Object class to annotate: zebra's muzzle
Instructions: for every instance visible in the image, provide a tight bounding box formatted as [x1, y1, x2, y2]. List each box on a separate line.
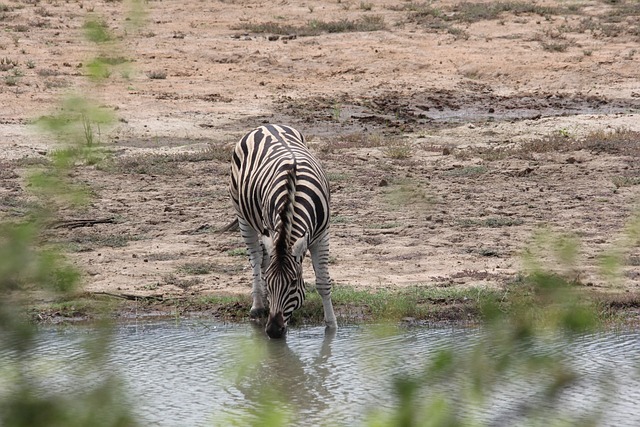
[266, 311, 287, 339]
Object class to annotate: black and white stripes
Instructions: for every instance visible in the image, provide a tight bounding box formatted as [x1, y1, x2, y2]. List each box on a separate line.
[230, 124, 337, 338]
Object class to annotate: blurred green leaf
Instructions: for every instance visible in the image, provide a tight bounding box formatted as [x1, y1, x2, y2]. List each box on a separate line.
[83, 19, 112, 43]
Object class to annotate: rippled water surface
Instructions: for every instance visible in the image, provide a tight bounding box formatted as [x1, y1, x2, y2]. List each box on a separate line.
[6, 321, 640, 426]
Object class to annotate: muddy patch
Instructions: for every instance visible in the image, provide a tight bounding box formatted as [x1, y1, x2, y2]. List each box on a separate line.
[271, 89, 640, 137]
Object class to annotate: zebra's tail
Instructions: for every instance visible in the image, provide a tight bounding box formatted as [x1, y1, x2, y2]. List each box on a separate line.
[217, 218, 239, 233]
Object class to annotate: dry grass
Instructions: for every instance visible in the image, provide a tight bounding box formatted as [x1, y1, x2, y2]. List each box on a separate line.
[398, 0, 640, 43]
[383, 140, 413, 159]
[66, 232, 140, 251]
[319, 132, 385, 153]
[101, 145, 231, 175]
[147, 70, 167, 80]
[236, 16, 386, 36]
[612, 176, 640, 188]
[448, 1, 560, 23]
[457, 216, 524, 228]
[442, 165, 488, 177]
[456, 128, 640, 161]
[383, 179, 431, 209]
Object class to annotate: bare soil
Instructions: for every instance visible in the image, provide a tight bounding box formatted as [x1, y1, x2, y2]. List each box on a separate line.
[1, 0, 640, 308]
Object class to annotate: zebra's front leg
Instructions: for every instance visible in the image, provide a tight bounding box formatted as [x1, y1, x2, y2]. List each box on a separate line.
[238, 219, 267, 318]
[310, 233, 337, 329]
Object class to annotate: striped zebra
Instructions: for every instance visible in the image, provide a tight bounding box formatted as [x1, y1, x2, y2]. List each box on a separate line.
[229, 124, 337, 338]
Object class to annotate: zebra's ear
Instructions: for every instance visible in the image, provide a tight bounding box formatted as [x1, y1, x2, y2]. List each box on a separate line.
[292, 234, 308, 259]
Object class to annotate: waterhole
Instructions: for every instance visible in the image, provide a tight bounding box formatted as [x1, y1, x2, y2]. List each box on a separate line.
[2, 321, 639, 426]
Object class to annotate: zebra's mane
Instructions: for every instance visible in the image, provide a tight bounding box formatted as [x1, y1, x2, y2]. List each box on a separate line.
[274, 162, 296, 262]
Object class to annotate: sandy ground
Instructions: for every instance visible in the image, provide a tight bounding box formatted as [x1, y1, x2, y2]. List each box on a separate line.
[1, 0, 639, 300]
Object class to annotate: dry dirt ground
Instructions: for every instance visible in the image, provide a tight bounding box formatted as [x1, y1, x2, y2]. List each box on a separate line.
[1, 0, 639, 303]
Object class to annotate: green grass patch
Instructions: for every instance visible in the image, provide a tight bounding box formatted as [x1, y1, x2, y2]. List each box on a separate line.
[29, 294, 120, 322]
[291, 285, 506, 325]
[226, 247, 248, 257]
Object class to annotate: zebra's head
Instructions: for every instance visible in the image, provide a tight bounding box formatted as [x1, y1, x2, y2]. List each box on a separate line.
[263, 234, 308, 339]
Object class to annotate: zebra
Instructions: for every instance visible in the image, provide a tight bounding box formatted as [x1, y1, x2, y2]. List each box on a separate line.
[229, 124, 337, 338]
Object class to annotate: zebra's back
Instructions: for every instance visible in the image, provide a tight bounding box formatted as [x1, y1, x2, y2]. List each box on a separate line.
[230, 124, 330, 245]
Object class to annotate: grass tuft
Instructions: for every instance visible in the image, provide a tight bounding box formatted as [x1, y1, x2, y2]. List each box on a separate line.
[147, 70, 167, 80]
[383, 141, 413, 159]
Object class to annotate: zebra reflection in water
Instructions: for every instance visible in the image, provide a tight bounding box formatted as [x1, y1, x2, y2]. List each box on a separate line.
[229, 325, 337, 421]
[229, 124, 337, 338]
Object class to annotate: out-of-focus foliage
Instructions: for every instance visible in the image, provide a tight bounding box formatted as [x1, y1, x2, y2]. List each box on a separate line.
[0, 2, 145, 426]
[362, 230, 610, 427]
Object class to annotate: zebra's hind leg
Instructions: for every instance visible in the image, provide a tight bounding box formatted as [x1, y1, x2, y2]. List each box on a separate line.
[309, 232, 337, 329]
[238, 218, 267, 319]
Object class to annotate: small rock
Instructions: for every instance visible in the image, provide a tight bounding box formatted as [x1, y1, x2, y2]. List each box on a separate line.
[442, 147, 451, 156]
[566, 157, 577, 164]
[378, 178, 389, 187]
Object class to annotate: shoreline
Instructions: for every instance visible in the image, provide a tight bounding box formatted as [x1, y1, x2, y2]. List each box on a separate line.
[28, 286, 640, 328]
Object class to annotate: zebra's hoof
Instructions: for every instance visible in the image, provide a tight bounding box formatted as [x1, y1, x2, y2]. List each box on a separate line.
[250, 307, 267, 319]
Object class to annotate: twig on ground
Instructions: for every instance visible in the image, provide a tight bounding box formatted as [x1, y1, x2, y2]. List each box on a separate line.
[50, 218, 117, 229]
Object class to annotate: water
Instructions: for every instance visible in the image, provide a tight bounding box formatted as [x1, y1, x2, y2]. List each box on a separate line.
[2, 321, 640, 426]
